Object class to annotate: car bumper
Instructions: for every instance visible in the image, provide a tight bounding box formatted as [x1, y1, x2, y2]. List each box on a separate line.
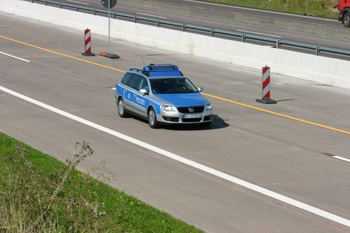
[156, 110, 213, 124]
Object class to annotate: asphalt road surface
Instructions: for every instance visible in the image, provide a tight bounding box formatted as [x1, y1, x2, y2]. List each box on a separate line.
[1, 11, 350, 233]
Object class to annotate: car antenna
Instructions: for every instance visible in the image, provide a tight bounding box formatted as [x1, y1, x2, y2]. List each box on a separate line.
[141, 56, 146, 66]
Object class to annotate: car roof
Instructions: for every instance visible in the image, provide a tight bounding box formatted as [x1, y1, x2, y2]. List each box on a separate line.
[127, 64, 185, 79]
[148, 75, 187, 80]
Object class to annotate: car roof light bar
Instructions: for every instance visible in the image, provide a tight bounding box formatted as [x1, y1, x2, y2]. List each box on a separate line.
[147, 71, 182, 77]
[143, 64, 179, 72]
[142, 64, 182, 76]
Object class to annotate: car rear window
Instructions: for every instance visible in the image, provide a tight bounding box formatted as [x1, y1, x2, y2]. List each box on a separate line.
[121, 73, 132, 85]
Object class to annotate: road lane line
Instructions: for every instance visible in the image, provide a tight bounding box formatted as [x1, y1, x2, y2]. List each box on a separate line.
[202, 93, 350, 135]
[1, 85, 349, 227]
[0, 35, 125, 73]
[1, 35, 349, 135]
[0, 51, 30, 62]
[333, 156, 350, 163]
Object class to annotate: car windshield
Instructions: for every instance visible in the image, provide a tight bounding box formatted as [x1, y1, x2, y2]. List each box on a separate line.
[150, 78, 198, 94]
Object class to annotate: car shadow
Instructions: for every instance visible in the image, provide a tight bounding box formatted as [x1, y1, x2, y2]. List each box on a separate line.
[125, 114, 229, 131]
[162, 114, 229, 131]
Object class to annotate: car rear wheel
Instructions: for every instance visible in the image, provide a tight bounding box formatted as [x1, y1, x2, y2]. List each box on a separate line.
[344, 12, 350, 27]
[118, 98, 128, 118]
[148, 108, 159, 128]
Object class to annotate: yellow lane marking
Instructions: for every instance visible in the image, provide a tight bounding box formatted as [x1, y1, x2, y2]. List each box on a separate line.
[0, 35, 125, 73]
[203, 93, 350, 135]
[1, 35, 349, 135]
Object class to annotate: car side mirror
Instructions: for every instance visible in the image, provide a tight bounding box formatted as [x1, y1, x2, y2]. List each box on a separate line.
[197, 87, 204, 92]
[140, 89, 148, 95]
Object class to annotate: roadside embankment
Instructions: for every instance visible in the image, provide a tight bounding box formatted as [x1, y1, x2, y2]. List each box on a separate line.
[118, 0, 350, 40]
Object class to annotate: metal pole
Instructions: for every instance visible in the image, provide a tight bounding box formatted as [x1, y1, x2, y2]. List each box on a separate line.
[108, 0, 111, 54]
[306, 0, 308, 15]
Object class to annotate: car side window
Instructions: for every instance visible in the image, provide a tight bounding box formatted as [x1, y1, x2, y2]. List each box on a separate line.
[138, 77, 149, 92]
[128, 75, 142, 90]
[121, 73, 132, 85]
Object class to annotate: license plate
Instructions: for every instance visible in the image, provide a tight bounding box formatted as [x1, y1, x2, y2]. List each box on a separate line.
[183, 114, 201, 119]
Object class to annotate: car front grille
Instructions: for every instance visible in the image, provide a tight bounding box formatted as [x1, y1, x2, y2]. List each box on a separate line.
[177, 106, 204, 113]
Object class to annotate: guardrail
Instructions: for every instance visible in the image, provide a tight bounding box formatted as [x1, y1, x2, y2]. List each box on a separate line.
[29, 0, 350, 58]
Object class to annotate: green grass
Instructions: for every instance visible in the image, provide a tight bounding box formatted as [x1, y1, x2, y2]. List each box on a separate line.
[0, 132, 204, 233]
[201, 0, 339, 18]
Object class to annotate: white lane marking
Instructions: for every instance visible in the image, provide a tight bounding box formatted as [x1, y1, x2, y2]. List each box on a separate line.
[236, 29, 281, 38]
[67, 0, 89, 5]
[137, 12, 168, 19]
[0, 51, 30, 63]
[1, 85, 350, 228]
[183, 0, 335, 22]
[333, 156, 350, 163]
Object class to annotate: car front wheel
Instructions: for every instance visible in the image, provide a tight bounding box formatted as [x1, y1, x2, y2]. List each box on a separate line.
[118, 98, 128, 118]
[148, 108, 159, 128]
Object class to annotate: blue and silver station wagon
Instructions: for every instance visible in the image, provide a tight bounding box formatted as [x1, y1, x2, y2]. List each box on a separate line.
[115, 64, 213, 128]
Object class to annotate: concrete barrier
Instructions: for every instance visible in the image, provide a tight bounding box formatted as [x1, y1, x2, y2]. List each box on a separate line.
[1, 0, 349, 89]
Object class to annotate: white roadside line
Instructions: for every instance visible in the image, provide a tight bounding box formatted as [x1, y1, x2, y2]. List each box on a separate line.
[137, 12, 168, 19]
[1, 85, 350, 228]
[0, 51, 30, 63]
[183, 0, 336, 22]
[333, 156, 350, 163]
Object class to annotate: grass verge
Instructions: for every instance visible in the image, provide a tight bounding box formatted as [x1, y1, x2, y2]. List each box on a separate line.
[201, 0, 339, 18]
[0, 132, 204, 233]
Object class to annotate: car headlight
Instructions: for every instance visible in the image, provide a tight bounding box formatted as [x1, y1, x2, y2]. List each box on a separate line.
[161, 105, 177, 112]
[206, 104, 212, 110]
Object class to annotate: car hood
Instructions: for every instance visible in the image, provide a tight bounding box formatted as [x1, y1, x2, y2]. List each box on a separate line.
[153, 92, 209, 107]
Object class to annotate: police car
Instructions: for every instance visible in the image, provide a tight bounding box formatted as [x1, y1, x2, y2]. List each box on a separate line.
[115, 64, 213, 128]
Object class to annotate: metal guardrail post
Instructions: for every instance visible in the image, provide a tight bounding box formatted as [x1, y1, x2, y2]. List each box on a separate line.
[316, 45, 320, 56]
[276, 39, 280, 49]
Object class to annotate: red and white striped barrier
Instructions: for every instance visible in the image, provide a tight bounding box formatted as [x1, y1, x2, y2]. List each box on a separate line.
[256, 66, 276, 104]
[82, 28, 95, 56]
[262, 66, 270, 99]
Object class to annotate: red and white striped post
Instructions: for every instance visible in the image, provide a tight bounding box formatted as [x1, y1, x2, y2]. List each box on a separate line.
[256, 65, 276, 104]
[82, 29, 95, 56]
